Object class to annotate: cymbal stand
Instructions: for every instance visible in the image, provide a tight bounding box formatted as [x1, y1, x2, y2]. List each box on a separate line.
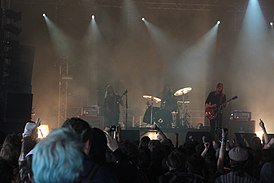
[150, 98, 154, 125]
[181, 94, 191, 128]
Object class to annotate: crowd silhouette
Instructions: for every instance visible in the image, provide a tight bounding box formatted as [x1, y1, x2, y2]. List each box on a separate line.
[0, 117, 274, 183]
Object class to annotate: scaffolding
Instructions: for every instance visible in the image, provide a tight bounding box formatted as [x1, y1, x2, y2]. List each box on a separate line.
[57, 60, 72, 127]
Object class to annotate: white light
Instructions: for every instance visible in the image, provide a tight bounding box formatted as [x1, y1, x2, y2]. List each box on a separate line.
[92, 15, 95, 20]
[141, 17, 145, 21]
[42, 13, 46, 17]
[146, 132, 158, 140]
[37, 125, 50, 139]
[270, 22, 273, 26]
[255, 130, 264, 142]
[217, 20, 221, 25]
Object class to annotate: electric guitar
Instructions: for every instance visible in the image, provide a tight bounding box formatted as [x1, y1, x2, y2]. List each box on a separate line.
[205, 96, 238, 120]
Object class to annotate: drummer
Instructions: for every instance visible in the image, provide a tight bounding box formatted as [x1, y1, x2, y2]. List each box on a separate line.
[161, 85, 178, 113]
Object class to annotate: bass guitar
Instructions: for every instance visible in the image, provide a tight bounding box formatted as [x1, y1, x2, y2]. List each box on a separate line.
[205, 96, 238, 120]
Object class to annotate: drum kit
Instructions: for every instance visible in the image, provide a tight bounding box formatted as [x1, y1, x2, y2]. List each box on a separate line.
[142, 87, 192, 128]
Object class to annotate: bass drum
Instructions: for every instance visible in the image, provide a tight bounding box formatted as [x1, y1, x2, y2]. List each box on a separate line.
[154, 109, 172, 128]
[143, 106, 160, 124]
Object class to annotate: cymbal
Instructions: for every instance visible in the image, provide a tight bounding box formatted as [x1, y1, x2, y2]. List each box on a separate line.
[174, 87, 192, 96]
[143, 95, 161, 103]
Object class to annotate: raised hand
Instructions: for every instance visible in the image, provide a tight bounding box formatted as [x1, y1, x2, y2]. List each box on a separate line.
[22, 118, 41, 138]
[259, 119, 265, 130]
[105, 131, 119, 152]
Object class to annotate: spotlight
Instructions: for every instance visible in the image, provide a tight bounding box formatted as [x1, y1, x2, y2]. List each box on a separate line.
[91, 15, 95, 20]
[42, 13, 46, 17]
[217, 20, 221, 25]
[141, 17, 145, 21]
[270, 22, 273, 26]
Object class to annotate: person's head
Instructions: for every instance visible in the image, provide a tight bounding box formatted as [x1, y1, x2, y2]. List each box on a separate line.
[250, 136, 263, 150]
[166, 149, 187, 171]
[216, 83, 224, 94]
[260, 162, 274, 183]
[139, 136, 151, 149]
[0, 133, 21, 166]
[228, 146, 248, 170]
[105, 85, 115, 97]
[187, 153, 205, 175]
[148, 140, 161, 152]
[32, 128, 83, 183]
[89, 128, 107, 164]
[119, 140, 139, 165]
[62, 117, 93, 155]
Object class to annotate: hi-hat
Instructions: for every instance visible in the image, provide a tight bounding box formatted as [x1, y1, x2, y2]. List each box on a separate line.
[174, 87, 192, 96]
[143, 95, 161, 103]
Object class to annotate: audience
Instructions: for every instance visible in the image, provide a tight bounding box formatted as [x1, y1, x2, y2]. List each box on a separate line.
[215, 146, 258, 183]
[62, 117, 118, 183]
[0, 133, 22, 183]
[32, 127, 83, 183]
[1, 117, 274, 183]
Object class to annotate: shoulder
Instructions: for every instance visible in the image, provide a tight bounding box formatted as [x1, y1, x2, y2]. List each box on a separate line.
[208, 91, 216, 96]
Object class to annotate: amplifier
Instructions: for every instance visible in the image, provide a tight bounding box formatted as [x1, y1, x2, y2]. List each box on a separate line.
[231, 111, 251, 121]
[82, 105, 100, 116]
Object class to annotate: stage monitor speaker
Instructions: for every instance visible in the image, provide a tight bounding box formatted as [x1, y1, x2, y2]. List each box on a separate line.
[120, 130, 140, 142]
[228, 120, 255, 134]
[185, 131, 212, 143]
[234, 133, 257, 147]
[80, 115, 104, 130]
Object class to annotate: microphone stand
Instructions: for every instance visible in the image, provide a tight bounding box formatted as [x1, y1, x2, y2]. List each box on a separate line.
[120, 90, 128, 129]
[125, 92, 128, 129]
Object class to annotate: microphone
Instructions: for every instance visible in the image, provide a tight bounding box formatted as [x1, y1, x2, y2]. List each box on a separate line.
[122, 89, 128, 96]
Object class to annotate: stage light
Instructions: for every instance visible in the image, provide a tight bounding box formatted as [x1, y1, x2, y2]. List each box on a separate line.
[42, 13, 46, 17]
[92, 15, 95, 20]
[217, 20, 221, 25]
[270, 22, 273, 26]
[255, 130, 263, 142]
[142, 17, 145, 21]
[37, 125, 50, 139]
[142, 130, 158, 140]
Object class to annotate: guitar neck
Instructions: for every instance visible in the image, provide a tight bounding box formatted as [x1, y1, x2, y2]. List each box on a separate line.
[218, 96, 238, 108]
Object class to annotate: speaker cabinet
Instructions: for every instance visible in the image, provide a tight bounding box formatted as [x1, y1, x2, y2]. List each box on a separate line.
[120, 130, 140, 142]
[228, 120, 255, 133]
[227, 120, 255, 141]
[0, 92, 33, 134]
[6, 92, 33, 120]
[80, 115, 104, 130]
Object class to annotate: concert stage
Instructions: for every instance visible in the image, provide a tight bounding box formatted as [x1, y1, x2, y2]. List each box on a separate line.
[80, 114, 256, 146]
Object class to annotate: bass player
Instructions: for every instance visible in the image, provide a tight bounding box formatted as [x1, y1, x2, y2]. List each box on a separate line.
[205, 82, 226, 140]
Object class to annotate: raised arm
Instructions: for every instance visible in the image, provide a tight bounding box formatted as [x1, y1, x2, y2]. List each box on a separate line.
[217, 128, 228, 173]
[153, 124, 168, 141]
[259, 119, 269, 145]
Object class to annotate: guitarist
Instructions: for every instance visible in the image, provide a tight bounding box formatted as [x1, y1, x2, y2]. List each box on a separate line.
[205, 82, 226, 141]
